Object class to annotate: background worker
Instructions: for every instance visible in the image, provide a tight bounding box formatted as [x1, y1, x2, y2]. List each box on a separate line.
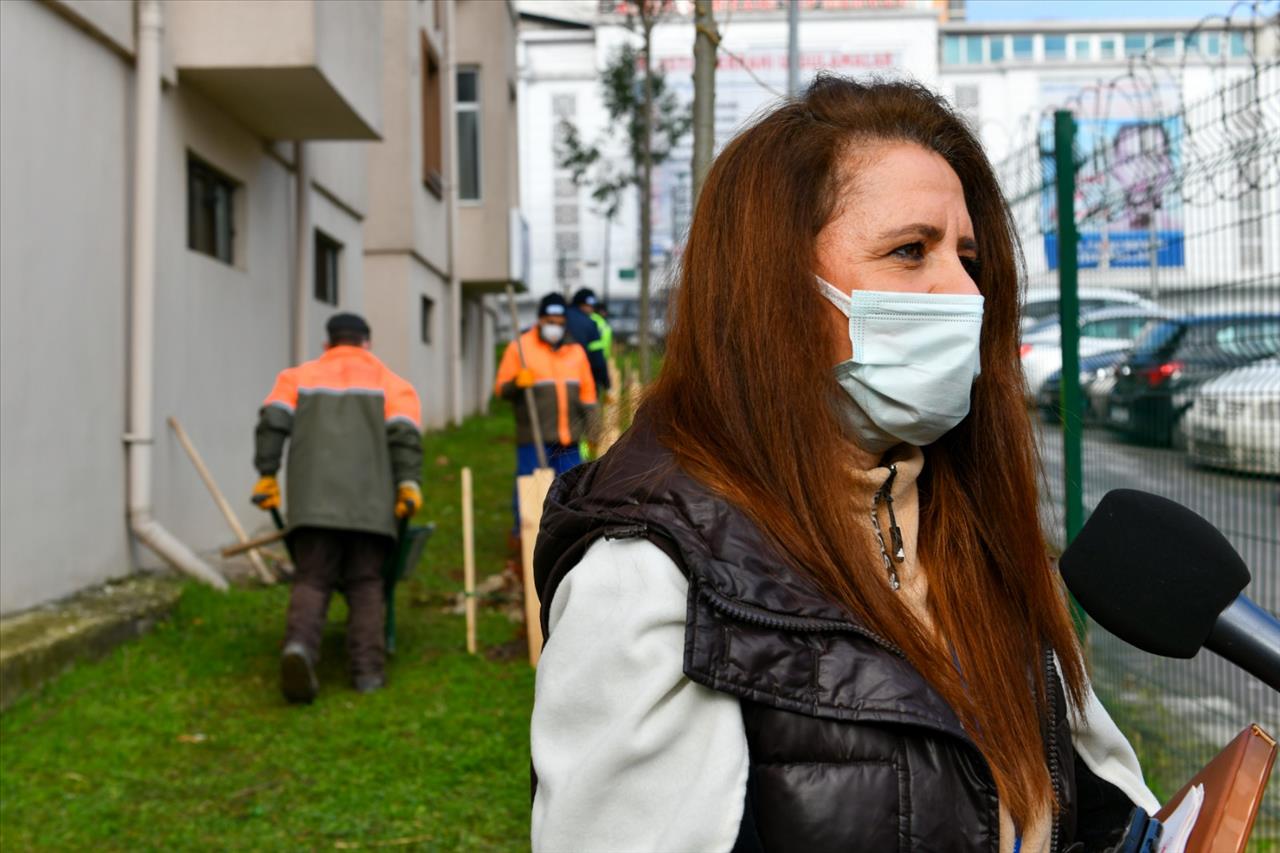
[565, 289, 611, 397]
[252, 313, 424, 704]
[572, 288, 615, 384]
[494, 293, 597, 534]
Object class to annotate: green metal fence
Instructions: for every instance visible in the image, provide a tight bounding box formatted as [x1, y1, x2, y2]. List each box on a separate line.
[997, 15, 1279, 839]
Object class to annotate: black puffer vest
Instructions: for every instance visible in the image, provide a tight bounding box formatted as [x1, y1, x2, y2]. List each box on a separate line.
[533, 419, 1136, 852]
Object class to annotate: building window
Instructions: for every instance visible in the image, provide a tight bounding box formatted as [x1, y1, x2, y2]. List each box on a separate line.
[1044, 34, 1067, 61]
[314, 229, 341, 305]
[1124, 33, 1148, 57]
[1152, 31, 1178, 57]
[456, 67, 481, 201]
[187, 155, 236, 264]
[1228, 30, 1247, 57]
[988, 35, 1005, 62]
[964, 35, 983, 64]
[943, 35, 960, 65]
[421, 296, 434, 344]
[1012, 35, 1033, 61]
[1099, 36, 1117, 59]
[421, 34, 443, 197]
[1072, 36, 1091, 60]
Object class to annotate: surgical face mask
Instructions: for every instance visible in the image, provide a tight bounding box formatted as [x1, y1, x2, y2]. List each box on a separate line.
[540, 321, 565, 345]
[817, 275, 984, 453]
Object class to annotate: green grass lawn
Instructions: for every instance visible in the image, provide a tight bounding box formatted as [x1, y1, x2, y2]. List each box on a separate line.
[0, 408, 534, 851]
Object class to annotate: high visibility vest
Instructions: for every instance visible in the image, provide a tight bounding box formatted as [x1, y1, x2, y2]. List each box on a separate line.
[589, 313, 614, 364]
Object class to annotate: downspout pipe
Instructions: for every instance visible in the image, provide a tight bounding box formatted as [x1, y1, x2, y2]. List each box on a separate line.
[126, 0, 227, 591]
[293, 141, 311, 365]
[445, 0, 464, 426]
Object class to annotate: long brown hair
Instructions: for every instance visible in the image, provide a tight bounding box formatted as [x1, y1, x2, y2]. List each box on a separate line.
[646, 76, 1086, 828]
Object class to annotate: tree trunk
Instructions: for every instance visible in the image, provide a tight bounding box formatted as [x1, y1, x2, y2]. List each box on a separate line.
[639, 7, 655, 382]
[602, 212, 612, 305]
[692, 0, 717, 204]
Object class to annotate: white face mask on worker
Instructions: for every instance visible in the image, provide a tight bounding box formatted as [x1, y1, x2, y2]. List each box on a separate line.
[539, 322, 565, 345]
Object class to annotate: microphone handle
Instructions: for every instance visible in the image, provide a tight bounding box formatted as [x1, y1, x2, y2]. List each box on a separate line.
[1205, 595, 1280, 692]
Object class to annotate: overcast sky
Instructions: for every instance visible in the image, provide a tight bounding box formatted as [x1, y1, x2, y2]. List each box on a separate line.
[965, 0, 1253, 23]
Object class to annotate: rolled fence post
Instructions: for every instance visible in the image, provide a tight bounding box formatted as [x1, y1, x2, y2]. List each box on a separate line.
[1054, 109, 1087, 637]
[462, 466, 477, 655]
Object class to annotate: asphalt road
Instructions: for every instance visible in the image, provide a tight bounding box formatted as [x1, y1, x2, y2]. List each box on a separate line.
[1034, 421, 1279, 790]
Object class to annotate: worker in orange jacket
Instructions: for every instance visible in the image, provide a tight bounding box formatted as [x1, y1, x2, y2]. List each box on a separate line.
[494, 293, 597, 533]
[252, 313, 423, 704]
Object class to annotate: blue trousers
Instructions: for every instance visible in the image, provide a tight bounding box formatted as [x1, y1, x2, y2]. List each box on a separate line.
[512, 443, 581, 533]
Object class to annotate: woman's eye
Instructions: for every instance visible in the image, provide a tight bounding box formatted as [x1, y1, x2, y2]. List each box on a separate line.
[890, 242, 925, 262]
[961, 256, 982, 280]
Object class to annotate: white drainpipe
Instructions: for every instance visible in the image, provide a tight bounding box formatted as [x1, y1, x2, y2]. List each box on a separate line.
[293, 140, 311, 365]
[125, 0, 227, 591]
[445, 0, 464, 426]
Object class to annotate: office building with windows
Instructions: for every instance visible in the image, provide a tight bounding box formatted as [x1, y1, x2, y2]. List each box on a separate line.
[517, 0, 1273, 313]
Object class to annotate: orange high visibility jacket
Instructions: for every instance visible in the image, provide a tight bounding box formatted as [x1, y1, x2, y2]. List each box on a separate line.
[254, 345, 423, 537]
[494, 328, 597, 446]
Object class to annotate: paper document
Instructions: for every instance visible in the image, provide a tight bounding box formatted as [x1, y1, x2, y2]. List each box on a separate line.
[1157, 783, 1204, 853]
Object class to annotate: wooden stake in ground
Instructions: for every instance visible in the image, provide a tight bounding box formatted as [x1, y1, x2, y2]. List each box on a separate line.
[461, 466, 477, 655]
[517, 468, 555, 667]
[168, 417, 274, 583]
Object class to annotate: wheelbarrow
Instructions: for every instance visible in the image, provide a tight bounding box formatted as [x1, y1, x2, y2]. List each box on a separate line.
[382, 517, 435, 654]
[236, 509, 434, 655]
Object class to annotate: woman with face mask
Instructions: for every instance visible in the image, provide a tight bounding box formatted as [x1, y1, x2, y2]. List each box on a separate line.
[529, 77, 1158, 853]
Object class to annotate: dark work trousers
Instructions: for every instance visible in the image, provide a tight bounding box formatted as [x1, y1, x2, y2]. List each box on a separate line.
[285, 527, 391, 678]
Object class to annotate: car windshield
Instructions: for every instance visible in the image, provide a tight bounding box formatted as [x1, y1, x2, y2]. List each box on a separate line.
[1080, 316, 1155, 339]
[1131, 320, 1181, 356]
[1179, 318, 1280, 360]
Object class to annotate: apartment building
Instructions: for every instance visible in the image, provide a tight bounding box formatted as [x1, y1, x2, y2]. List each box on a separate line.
[0, 0, 523, 614]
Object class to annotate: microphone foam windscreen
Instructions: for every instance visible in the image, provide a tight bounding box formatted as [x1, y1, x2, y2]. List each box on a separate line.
[1059, 489, 1250, 658]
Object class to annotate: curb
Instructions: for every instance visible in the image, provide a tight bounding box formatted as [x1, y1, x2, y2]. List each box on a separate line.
[0, 575, 182, 712]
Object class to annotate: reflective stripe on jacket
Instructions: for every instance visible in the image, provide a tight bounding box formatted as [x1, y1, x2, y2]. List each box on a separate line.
[254, 345, 423, 538]
[494, 328, 597, 446]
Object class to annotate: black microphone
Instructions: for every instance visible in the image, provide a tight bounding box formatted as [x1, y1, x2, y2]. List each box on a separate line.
[1059, 488, 1280, 692]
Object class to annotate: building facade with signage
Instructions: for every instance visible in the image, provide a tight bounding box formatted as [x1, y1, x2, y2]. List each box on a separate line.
[518, 0, 1275, 314]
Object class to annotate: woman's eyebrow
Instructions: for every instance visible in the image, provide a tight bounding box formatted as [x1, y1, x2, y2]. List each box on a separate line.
[958, 236, 978, 253]
[876, 223, 943, 243]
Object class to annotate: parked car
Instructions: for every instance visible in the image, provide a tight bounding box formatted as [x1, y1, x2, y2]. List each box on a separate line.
[1104, 313, 1280, 446]
[1020, 306, 1170, 398]
[1020, 287, 1159, 333]
[606, 297, 667, 347]
[1184, 357, 1280, 476]
[1037, 349, 1133, 424]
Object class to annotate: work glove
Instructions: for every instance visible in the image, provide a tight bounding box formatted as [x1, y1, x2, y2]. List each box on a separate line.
[395, 481, 422, 520]
[515, 368, 536, 389]
[251, 475, 280, 510]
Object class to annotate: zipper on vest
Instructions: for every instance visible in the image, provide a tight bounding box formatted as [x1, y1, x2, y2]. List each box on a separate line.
[871, 463, 906, 591]
[602, 522, 649, 540]
[701, 585, 907, 660]
[1045, 646, 1061, 853]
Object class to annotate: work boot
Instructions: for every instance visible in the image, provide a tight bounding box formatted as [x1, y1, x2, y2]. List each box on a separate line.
[280, 641, 319, 704]
[353, 671, 386, 694]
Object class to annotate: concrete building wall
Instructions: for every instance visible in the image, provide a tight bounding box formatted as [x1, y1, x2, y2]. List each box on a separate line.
[3, 0, 511, 613]
[1, 0, 133, 610]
